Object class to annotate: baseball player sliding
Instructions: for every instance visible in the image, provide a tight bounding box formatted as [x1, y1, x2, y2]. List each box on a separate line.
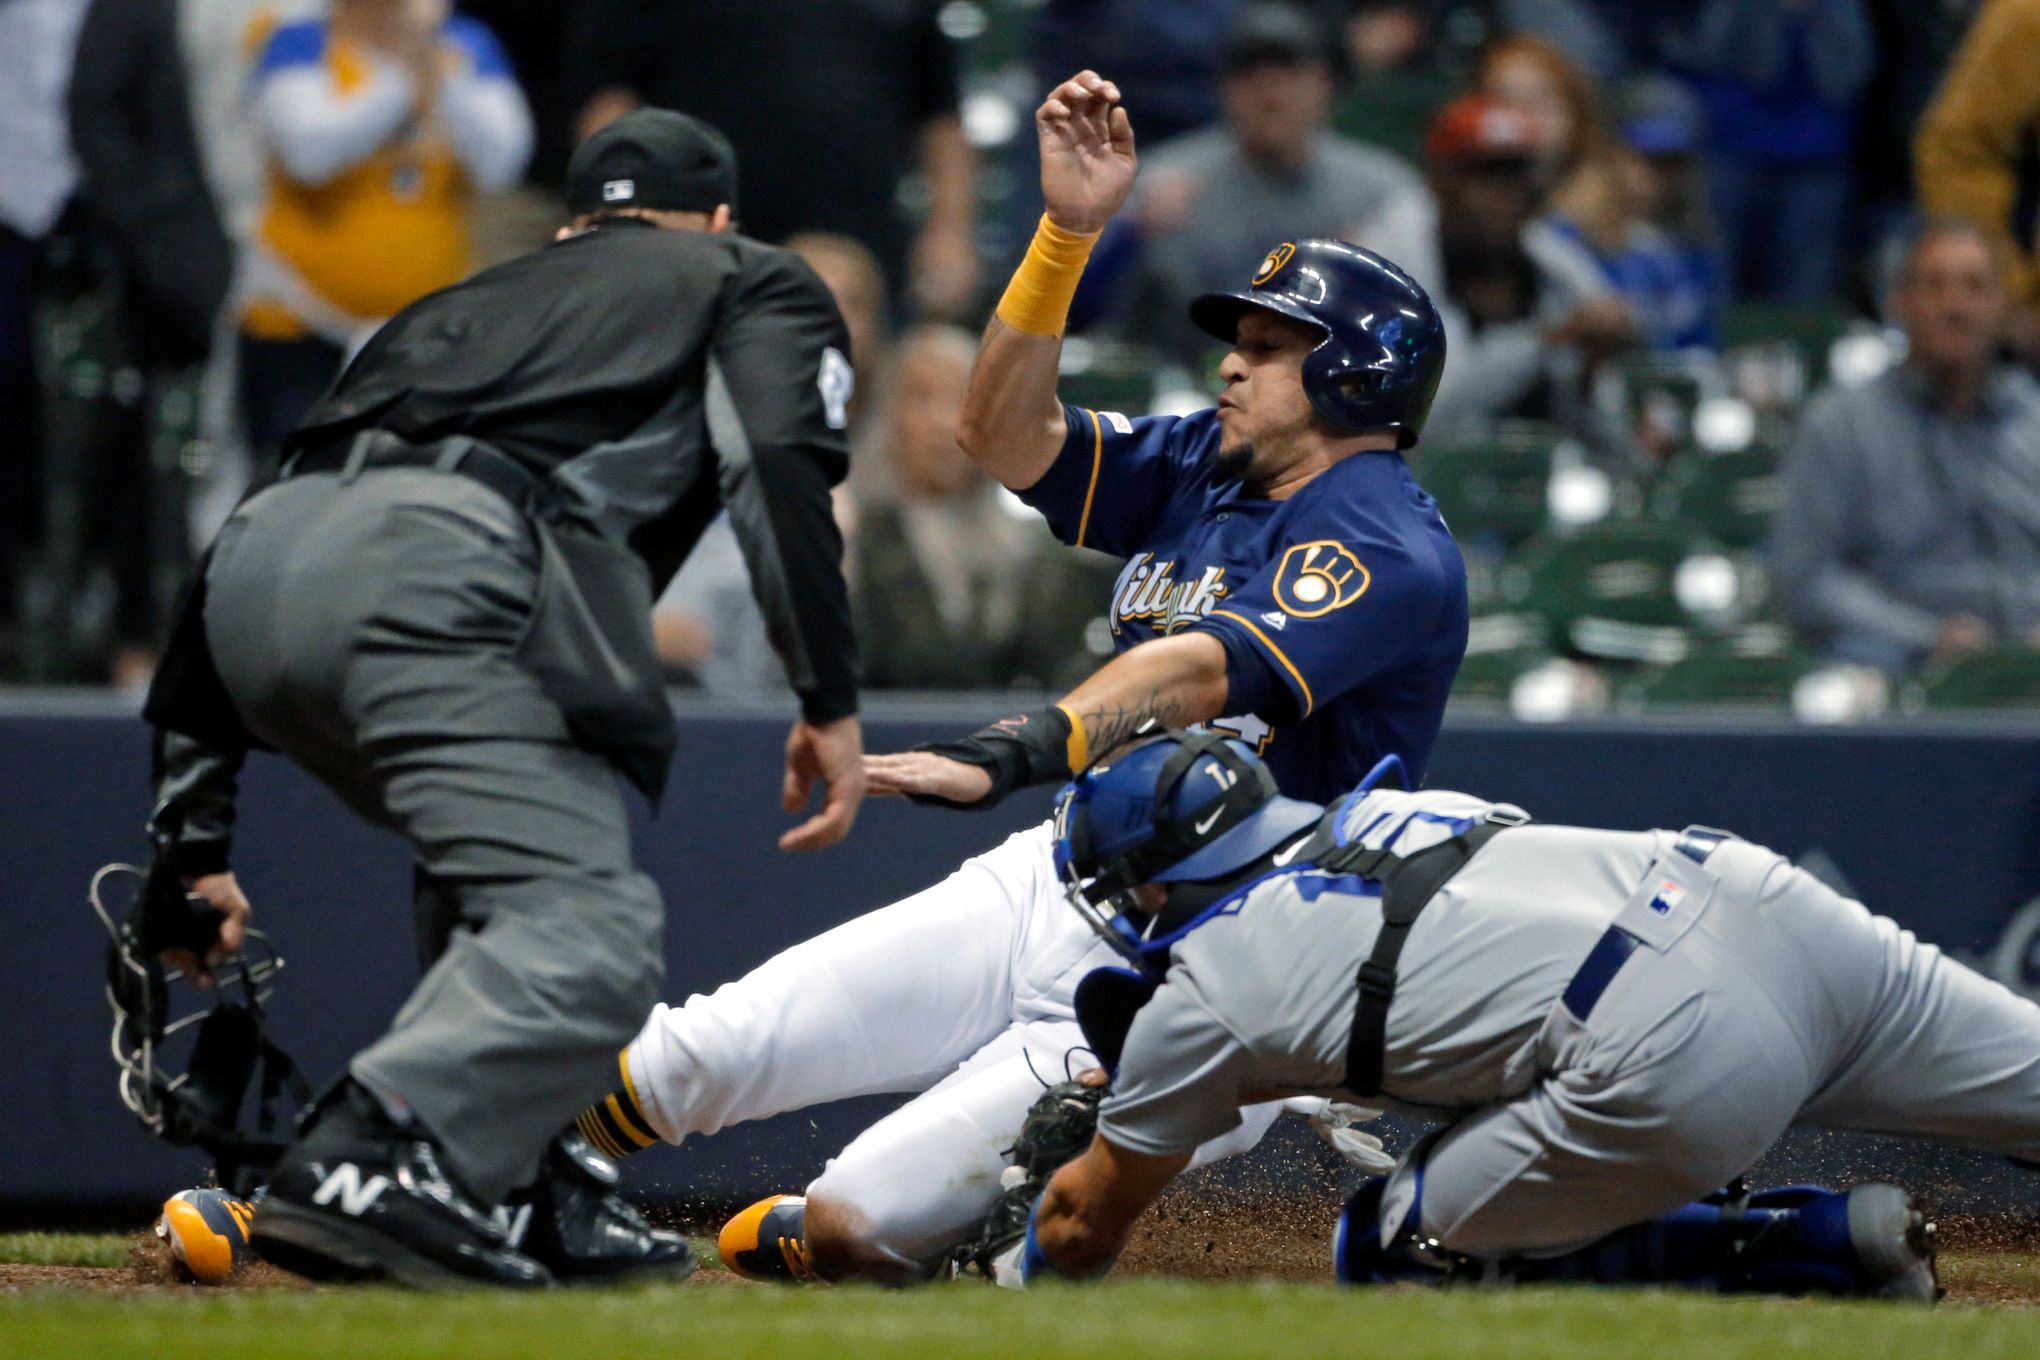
[992, 730, 2040, 1300]
[569, 71, 1469, 1283]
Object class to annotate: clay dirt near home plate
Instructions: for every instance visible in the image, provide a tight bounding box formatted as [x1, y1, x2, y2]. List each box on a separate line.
[6, 1186, 2040, 1360]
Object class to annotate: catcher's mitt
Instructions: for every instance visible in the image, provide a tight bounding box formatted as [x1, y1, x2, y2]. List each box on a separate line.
[955, 1078, 1104, 1280]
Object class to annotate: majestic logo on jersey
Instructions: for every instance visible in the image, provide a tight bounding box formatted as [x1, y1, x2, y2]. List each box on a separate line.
[1110, 554, 1229, 634]
[1253, 242, 1297, 286]
[1271, 541, 1370, 618]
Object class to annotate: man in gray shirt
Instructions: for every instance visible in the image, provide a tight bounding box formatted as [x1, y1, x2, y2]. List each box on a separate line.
[1771, 220, 2040, 672]
[1122, 4, 1440, 363]
[992, 731, 2040, 1298]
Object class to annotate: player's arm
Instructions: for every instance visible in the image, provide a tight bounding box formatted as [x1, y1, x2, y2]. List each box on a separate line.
[1028, 1136, 1190, 1279]
[956, 70, 1135, 491]
[1011, 983, 1250, 1282]
[709, 251, 866, 851]
[863, 630, 1227, 808]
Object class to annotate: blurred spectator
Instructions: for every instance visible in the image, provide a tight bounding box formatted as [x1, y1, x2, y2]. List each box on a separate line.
[1121, 2, 1441, 363]
[1475, 32, 1612, 183]
[1496, 0, 1703, 85]
[654, 327, 1102, 694]
[1420, 94, 1634, 440]
[62, 0, 279, 685]
[0, 0, 88, 654]
[1668, 0, 1875, 303]
[1856, 0, 1984, 252]
[853, 326, 1098, 690]
[239, 0, 532, 463]
[1545, 77, 1720, 352]
[67, 0, 237, 377]
[1346, 2, 1436, 75]
[570, 0, 976, 320]
[1915, 0, 2040, 360]
[1029, 0, 1248, 150]
[1770, 221, 2040, 673]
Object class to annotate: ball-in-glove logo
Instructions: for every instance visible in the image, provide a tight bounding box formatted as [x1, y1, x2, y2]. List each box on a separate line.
[1271, 540, 1370, 617]
[1253, 242, 1296, 285]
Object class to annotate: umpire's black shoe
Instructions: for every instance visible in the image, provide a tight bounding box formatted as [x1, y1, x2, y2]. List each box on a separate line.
[511, 1131, 696, 1285]
[251, 1082, 553, 1288]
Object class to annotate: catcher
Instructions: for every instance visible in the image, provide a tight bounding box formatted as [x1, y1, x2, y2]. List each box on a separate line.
[982, 729, 2040, 1299]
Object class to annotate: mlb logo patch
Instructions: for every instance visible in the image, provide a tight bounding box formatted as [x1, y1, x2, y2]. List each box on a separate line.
[1647, 880, 1686, 915]
[602, 179, 636, 202]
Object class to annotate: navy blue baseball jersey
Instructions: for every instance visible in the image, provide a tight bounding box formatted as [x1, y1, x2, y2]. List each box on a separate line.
[1019, 403, 1467, 801]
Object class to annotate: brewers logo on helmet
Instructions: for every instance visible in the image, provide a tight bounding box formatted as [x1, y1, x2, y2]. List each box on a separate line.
[1189, 239, 1446, 447]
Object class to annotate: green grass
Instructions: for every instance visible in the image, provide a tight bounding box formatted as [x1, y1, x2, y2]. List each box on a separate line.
[4, 1237, 2039, 1360]
[0, 1233, 131, 1269]
[2, 1274, 2040, 1360]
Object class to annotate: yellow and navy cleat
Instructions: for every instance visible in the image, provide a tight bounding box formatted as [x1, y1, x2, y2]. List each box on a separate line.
[157, 1187, 256, 1284]
[717, 1194, 814, 1282]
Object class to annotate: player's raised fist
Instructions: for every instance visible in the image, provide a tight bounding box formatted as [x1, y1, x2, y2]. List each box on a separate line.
[1037, 70, 1136, 236]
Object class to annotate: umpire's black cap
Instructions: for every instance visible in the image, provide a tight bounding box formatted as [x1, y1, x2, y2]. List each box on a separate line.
[566, 108, 739, 218]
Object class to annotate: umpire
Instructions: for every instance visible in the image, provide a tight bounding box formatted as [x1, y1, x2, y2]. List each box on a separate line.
[138, 110, 865, 1286]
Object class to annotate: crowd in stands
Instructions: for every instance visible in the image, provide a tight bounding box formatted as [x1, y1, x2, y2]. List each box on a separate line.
[2, 0, 2037, 716]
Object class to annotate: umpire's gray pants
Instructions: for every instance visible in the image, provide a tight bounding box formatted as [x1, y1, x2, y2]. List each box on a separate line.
[204, 469, 665, 1203]
[1402, 840, 2040, 1257]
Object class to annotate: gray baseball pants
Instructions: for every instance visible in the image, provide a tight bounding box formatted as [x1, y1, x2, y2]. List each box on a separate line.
[1405, 839, 2040, 1256]
[204, 469, 665, 1203]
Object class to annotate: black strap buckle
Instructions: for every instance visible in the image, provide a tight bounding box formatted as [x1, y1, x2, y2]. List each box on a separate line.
[1356, 959, 1397, 1002]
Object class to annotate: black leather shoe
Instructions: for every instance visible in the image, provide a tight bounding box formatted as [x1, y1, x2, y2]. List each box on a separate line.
[512, 1130, 696, 1285]
[251, 1082, 553, 1288]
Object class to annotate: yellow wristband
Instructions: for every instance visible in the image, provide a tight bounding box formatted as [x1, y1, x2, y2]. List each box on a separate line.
[1055, 702, 1090, 772]
[995, 215, 1101, 337]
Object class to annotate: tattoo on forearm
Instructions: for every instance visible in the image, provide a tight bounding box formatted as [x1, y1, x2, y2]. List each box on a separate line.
[1077, 689, 1186, 761]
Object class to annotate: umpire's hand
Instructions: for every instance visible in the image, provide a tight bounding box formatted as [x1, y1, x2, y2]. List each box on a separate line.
[160, 872, 253, 989]
[779, 715, 865, 851]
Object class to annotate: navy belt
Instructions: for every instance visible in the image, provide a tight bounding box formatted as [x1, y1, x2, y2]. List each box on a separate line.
[1560, 827, 1730, 1022]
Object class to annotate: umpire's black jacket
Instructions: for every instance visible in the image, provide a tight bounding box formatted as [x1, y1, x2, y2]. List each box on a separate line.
[146, 220, 858, 870]
[295, 217, 859, 721]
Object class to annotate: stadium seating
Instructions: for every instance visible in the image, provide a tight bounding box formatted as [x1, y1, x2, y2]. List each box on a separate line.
[1918, 650, 2040, 710]
[1649, 446, 1784, 551]
[1627, 632, 1814, 711]
[1511, 520, 1709, 663]
[1415, 436, 1556, 550]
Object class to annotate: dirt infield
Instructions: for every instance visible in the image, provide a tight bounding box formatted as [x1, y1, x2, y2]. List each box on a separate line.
[7, 1184, 2037, 1303]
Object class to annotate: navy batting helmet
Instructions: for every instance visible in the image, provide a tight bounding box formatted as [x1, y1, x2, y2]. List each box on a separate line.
[1052, 731, 1321, 972]
[1190, 239, 1446, 448]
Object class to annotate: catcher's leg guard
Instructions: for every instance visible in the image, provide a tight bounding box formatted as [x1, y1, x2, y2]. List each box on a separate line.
[1332, 1170, 1451, 1286]
[1510, 1184, 1938, 1301]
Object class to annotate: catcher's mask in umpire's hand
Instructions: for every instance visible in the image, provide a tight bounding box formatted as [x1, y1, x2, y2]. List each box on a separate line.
[90, 864, 310, 1196]
[1052, 730, 1321, 974]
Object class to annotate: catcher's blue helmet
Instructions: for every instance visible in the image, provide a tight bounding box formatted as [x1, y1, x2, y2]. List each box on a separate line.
[1053, 731, 1322, 970]
[1190, 239, 1446, 448]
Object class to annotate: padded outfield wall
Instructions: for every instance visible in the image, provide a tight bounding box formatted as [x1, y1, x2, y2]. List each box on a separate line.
[4, 693, 2038, 1214]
